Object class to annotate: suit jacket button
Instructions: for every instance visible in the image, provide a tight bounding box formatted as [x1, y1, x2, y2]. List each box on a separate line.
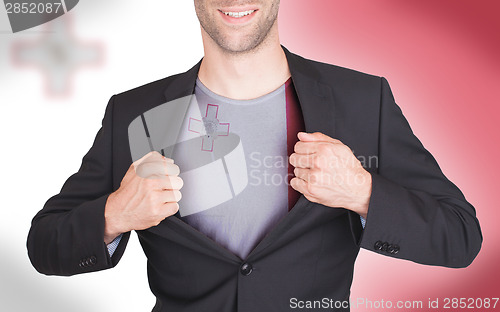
[240, 263, 253, 276]
[393, 245, 400, 254]
[381, 242, 389, 252]
[89, 256, 97, 265]
[387, 244, 395, 254]
[374, 241, 383, 250]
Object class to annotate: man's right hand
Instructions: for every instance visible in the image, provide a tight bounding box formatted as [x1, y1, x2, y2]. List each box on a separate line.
[103, 151, 183, 244]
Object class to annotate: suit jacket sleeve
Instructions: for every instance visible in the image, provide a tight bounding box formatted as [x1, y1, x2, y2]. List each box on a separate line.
[356, 77, 482, 268]
[27, 96, 130, 276]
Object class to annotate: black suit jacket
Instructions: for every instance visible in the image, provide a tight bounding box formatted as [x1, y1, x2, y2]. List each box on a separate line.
[27, 46, 482, 311]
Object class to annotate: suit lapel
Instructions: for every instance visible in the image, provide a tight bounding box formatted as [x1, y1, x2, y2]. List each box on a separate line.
[283, 46, 336, 138]
[163, 59, 201, 102]
[247, 49, 338, 258]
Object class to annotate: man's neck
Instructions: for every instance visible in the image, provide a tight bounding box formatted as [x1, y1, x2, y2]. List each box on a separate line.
[198, 31, 291, 100]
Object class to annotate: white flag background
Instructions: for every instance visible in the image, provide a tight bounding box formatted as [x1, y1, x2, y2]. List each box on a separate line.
[0, 2, 201, 311]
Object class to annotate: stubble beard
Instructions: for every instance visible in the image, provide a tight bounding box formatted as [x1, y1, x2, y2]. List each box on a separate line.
[196, 1, 280, 55]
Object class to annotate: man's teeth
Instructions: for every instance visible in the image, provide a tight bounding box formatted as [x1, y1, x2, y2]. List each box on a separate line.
[222, 10, 255, 18]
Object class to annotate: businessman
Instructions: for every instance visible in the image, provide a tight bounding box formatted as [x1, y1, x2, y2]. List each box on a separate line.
[27, 1, 482, 311]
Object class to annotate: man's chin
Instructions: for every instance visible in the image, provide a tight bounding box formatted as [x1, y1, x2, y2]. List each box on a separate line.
[215, 35, 267, 55]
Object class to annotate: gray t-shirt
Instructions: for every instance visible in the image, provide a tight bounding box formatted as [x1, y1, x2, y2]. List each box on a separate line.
[176, 78, 290, 259]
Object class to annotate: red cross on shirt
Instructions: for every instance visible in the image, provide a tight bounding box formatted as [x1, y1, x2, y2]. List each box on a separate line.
[188, 104, 230, 152]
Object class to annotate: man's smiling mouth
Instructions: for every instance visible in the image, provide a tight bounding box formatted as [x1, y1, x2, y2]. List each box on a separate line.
[220, 9, 257, 18]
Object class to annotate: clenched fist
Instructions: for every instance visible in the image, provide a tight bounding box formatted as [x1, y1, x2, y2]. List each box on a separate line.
[104, 151, 183, 244]
[289, 132, 372, 218]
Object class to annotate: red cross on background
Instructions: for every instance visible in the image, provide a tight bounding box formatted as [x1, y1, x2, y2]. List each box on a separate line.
[188, 104, 230, 152]
[10, 15, 104, 98]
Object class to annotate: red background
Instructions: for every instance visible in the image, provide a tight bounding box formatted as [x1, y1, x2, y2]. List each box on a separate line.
[279, 0, 499, 310]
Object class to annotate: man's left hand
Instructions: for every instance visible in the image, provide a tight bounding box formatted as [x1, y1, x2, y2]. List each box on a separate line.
[289, 132, 372, 219]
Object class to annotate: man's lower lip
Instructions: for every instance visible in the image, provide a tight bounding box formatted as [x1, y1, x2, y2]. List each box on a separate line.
[218, 10, 258, 24]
